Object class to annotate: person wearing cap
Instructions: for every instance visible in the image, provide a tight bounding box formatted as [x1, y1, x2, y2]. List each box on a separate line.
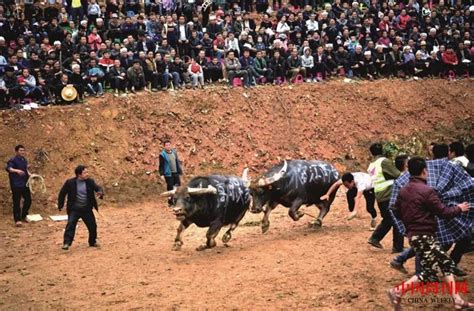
[350, 45, 365, 78]
[456, 41, 471, 77]
[414, 50, 429, 78]
[417, 41, 429, 60]
[363, 50, 376, 79]
[70, 63, 86, 102]
[374, 45, 388, 76]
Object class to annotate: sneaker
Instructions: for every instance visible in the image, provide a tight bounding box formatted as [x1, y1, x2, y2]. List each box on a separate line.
[390, 260, 408, 274]
[312, 78, 318, 82]
[306, 78, 312, 83]
[15, 221, 23, 227]
[347, 211, 358, 220]
[370, 218, 377, 231]
[368, 238, 383, 249]
[62, 243, 70, 250]
[89, 242, 100, 248]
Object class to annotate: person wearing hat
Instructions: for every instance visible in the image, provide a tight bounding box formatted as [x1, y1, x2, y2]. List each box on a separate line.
[456, 41, 471, 77]
[417, 41, 429, 60]
[374, 45, 388, 77]
[363, 50, 376, 79]
[69, 64, 85, 102]
[350, 45, 365, 78]
[414, 50, 429, 78]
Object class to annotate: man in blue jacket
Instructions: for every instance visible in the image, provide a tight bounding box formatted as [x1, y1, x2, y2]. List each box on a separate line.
[159, 140, 182, 206]
[6, 144, 31, 227]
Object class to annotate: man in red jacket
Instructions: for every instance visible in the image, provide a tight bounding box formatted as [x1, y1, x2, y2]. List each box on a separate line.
[387, 157, 472, 310]
[442, 46, 459, 76]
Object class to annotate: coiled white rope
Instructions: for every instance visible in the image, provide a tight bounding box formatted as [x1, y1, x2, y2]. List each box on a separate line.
[27, 174, 47, 194]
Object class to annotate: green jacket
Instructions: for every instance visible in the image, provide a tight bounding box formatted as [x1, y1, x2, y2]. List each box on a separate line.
[254, 57, 268, 75]
[370, 155, 401, 203]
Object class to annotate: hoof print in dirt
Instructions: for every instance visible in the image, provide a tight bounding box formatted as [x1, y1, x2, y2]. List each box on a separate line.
[196, 245, 209, 251]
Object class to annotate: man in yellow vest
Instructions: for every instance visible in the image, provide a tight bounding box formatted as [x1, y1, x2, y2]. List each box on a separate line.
[367, 143, 404, 252]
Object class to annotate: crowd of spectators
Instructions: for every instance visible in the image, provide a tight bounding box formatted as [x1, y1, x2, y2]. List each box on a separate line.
[0, 0, 472, 108]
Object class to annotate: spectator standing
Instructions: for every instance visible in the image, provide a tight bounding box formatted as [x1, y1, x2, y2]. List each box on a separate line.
[159, 140, 183, 206]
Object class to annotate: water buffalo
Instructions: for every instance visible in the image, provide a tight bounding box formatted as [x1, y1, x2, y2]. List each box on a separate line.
[249, 160, 340, 232]
[161, 172, 251, 251]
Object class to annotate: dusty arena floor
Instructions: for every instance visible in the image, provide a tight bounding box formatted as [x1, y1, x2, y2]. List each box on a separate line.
[1, 194, 473, 310]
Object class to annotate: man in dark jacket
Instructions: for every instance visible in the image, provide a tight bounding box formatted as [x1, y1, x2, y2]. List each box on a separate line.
[159, 140, 183, 206]
[6, 145, 31, 227]
[387, 157, 472, 310]
[58, 165, 103, 250]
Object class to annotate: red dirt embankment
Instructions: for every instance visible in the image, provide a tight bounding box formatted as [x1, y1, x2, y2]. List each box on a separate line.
[0, 79, 472, 209]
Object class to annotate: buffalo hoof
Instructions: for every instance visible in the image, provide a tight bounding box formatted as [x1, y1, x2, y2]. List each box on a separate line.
[172, 241, 183, 251]
[261, 222, 270, 234]
[309, 219, 322, 228]
[296, 210, 305, 219]
[222, 232, 232, 244]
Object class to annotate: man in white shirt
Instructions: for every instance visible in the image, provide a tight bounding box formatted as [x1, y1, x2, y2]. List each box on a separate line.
[449, 142, 469, 168]
[321, 172, 377, 230]
[306, 13, 319, 32]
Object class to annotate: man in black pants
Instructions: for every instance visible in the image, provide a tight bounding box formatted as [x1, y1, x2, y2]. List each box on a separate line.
[58, 165, 103, 250]
[320, 172, 377, 230]
[159, 140, 183, 206]
[367, 143, 404, 253]
[6, 145, 32, 227]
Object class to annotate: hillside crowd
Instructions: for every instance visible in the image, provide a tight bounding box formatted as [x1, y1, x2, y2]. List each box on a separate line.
[0, 0, 472, 107]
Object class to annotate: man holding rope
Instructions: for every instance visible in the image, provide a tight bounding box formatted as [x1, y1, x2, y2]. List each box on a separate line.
[6, 145, 32, 227]
[58, 165, 104, 250]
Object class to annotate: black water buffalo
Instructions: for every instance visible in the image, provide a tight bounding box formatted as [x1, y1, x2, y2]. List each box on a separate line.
[249, 160, 340, 232]
[161, 173, 251, 251]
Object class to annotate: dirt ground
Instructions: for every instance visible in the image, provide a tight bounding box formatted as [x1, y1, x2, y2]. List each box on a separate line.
[0, 79, 472, 209]
[1, 196, 473, 310]
[0, 79, 473, 310]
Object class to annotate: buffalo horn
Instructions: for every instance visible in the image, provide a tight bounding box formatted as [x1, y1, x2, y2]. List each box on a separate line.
[187, 185, 217, 195]
[257, 160, 288, 187]
[242, 167, 251, 187]
[160, 189, 176, 197]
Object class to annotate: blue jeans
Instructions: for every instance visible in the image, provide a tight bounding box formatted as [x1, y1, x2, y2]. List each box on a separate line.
[394, 247, 421, 275]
